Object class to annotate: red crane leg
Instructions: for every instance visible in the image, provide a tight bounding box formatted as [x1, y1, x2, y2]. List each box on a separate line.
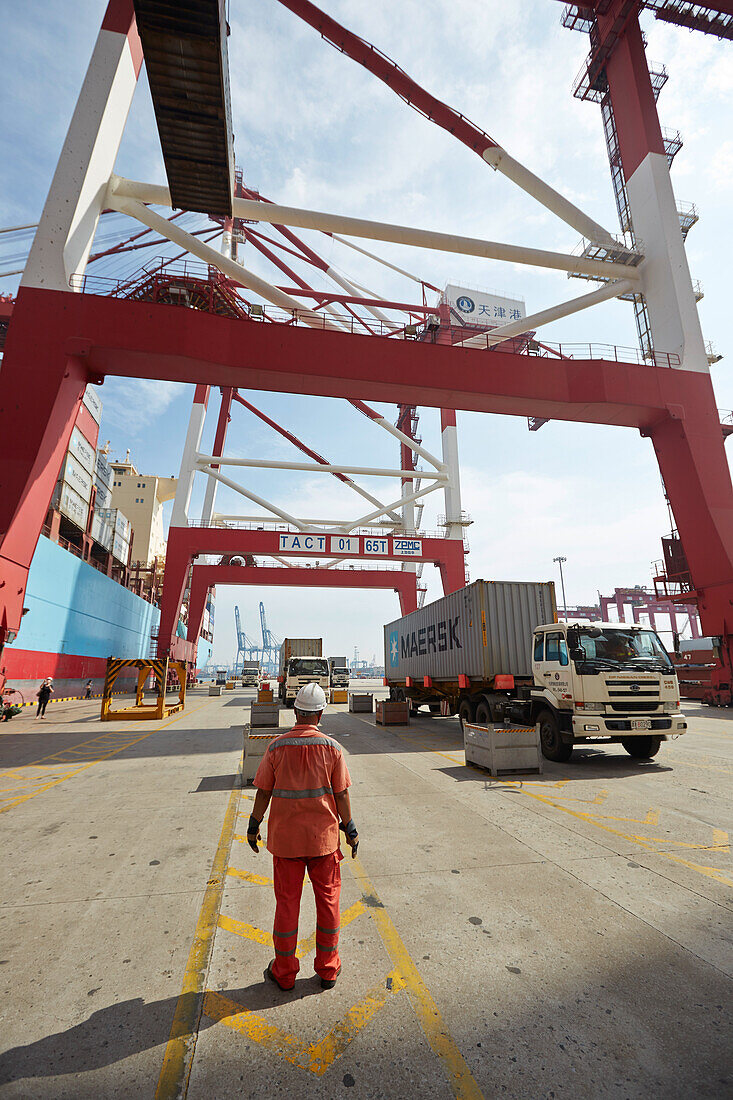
[186, 576, 210, 647]
[649, 395, 733, 683]
[436, 540, 467, 596]
[156, 533, 192, 659]
[0, 301, 91, 641]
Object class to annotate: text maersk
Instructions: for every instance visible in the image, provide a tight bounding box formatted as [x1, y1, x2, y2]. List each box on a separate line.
[400, 617, 462, 658]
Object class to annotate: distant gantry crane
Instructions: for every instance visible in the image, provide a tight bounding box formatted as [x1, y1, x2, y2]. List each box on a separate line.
[259, 601, 281, 676]
[233, 605, 261, 673]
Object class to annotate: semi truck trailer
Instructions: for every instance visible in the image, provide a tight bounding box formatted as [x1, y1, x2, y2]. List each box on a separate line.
[329, 657, 350, 690]
[384, 580, 686, 761]
[278, 638, 330, 707]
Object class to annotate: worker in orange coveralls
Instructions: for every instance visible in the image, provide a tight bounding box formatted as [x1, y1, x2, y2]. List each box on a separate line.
[248, 683, 359, 991]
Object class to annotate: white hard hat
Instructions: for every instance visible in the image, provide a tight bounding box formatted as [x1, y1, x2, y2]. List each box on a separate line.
[294, 683, 327, 712]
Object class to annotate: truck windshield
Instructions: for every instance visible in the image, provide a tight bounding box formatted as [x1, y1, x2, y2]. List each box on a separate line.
[290, 659, 329, 676]
[576, 628, 672, 670]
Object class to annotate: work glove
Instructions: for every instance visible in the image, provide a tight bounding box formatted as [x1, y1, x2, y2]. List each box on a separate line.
[247, 814, 262, 854]
[339, 819, 359, 858]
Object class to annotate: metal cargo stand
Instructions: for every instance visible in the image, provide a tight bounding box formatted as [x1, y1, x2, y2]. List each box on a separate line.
[375, 699, 410, 726]
[242, 725, 281, 783]
[464, 722, 542, 777]
[349, 692, 373, 713]
[250, 702, 280, 728]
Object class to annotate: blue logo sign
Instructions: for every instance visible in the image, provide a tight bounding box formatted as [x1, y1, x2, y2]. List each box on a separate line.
[456, 295, 475, 314]
[389, 630, 399, 667]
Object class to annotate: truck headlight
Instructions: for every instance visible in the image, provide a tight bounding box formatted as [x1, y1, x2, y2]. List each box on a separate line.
[579, 702, 604, 712]
[663, 702, 680, 713]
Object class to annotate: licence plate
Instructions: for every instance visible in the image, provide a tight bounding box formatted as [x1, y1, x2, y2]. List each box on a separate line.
[631, 719, 652, 731]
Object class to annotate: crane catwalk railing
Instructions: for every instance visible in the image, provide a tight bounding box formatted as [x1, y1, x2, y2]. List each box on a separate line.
[70, 269, 680, 368]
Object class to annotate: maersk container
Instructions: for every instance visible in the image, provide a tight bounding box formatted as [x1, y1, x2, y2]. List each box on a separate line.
[59, 454, 93, 503]
[83, 385, 103, 425]
[68, 425, 96, 476]
[384, 580, 557, 683]
[95, 451, 113, 489]
[52, 481, 89, 530]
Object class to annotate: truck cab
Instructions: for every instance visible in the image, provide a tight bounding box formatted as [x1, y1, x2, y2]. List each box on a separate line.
[279, 657, 330, 708]
[530, 622, 686, 761]
[329, 658, 350, 690]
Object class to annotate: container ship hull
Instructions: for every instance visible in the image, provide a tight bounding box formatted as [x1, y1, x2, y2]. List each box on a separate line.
[2, 536, 212, 703]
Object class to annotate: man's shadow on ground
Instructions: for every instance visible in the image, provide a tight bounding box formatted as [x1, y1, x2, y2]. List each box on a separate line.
[0, 976, 322, 1087]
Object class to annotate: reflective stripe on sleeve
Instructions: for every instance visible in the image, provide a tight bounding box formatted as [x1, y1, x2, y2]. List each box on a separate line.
[272, 786, 333, 800]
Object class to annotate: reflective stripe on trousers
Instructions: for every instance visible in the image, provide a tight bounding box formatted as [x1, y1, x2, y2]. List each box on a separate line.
[271, 851, 343, 989]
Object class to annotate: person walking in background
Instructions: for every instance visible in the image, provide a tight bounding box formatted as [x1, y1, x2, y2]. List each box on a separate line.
[247, 683, 359, 991]
[84, 680, 92, 700]
[35, 678, 54, 720]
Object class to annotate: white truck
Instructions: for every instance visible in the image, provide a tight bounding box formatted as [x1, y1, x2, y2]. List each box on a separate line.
[384, 581, 687, 762]
[278, 638, 330, 708]
[240, 660, 259, 688]
[329, 657, 350, 691]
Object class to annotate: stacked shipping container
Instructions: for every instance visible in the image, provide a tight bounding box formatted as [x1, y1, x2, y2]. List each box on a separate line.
[50, 386, 132, 565]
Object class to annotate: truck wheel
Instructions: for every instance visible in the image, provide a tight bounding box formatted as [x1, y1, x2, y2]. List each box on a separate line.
[475, 701, 491, 726]
[538, 709, 573, 762]
[428, 704, 441, 715]
[621, 736, 662, 759]
[458, 699, 475, 730]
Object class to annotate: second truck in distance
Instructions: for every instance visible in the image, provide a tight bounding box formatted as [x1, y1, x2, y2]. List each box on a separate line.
[384, 580, 686, 761]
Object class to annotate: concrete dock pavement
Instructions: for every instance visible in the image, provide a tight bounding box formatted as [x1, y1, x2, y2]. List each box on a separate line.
[0, 683, 730, 1098]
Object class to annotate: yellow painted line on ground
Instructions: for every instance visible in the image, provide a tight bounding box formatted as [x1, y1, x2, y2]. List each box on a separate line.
[667, 756, 732, 775]
[514, 787, 733, 889]
[227, 866, 274, 887]
[218, 915, 271, 948]
[0, 699, 214, 815]
[218, 899, 366, 958]
[410, 732, 731, 889]
[155, 774, 241, 1100]
[348, 855, 484, 1100]
[203, 969, 406, 1076]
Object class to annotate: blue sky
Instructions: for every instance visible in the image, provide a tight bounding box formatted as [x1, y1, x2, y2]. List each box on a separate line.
[1, 1, 731, 665]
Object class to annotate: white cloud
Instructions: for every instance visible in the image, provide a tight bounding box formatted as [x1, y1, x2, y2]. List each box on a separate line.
[102, 379, 188, 434]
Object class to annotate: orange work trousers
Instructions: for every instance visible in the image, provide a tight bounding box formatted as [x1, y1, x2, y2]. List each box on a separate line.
[271, 850, 343, 989]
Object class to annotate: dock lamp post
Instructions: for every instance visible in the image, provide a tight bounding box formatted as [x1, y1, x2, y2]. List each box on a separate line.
[553, 556, 568, 621]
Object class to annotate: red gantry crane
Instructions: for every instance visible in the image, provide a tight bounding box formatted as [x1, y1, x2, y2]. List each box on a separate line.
[0, 0, 731, 701]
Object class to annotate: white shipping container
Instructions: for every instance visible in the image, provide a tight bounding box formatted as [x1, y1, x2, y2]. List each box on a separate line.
[112, 530, 130, 564]
[55, 481, 89, 530]
[94, 479, 112, 510]
[91, 511, 113, 550]
[68, 425, 96, 475]
[83, 385, 103, 424]
[59, 454, 93, 503]
[99, 508, 131, 541]
[95, 451, 113, 488]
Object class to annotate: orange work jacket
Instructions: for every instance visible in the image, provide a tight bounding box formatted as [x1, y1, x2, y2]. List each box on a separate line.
[253, 723, 351, 858]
